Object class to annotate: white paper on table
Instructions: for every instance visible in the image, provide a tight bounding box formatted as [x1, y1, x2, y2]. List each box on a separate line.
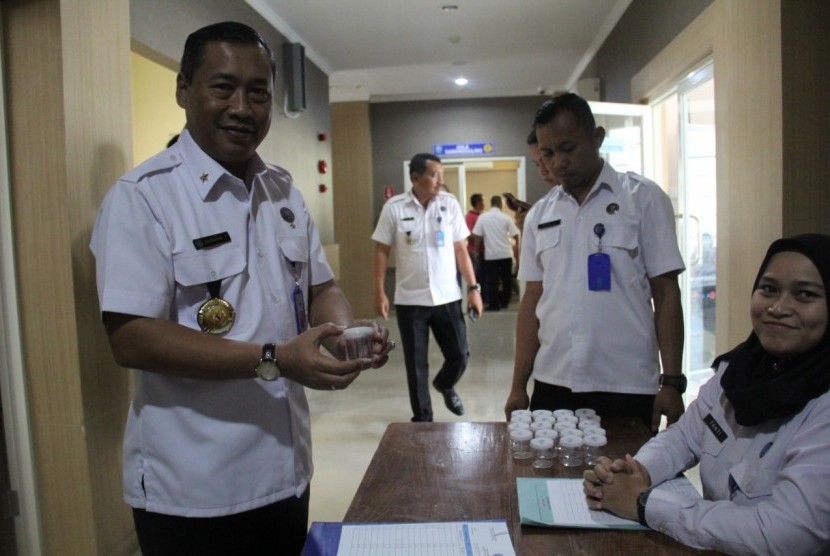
[337, 520, 516, 556]
[546, 476, 700, 529]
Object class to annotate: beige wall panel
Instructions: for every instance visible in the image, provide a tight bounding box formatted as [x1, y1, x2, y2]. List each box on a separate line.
[633, 0, 783, 354]
[61, 0, 135, 552]
[4, 0, 134, 552]
[332, 102, 375, 318]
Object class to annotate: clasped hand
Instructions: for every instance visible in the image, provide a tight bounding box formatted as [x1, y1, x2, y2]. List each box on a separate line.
[582, 455, 651, 522]
[274, 320, 392, 391]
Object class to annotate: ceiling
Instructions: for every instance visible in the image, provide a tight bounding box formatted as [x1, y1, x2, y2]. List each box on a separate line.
[246, 0, 632, 103]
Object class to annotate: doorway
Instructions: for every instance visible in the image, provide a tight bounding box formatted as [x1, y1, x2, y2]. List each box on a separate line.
[652, 61, 717, 404]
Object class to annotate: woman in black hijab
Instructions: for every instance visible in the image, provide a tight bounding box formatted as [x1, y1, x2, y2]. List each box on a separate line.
[583, 234, 830, 555]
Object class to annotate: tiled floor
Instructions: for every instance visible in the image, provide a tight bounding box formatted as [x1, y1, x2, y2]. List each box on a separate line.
[306, 308, 518, 523]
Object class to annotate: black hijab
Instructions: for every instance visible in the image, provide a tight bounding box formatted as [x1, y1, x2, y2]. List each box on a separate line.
[718, 233, 830, 426]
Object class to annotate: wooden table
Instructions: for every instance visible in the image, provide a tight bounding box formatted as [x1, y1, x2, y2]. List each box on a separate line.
[344, 420, 717, 555]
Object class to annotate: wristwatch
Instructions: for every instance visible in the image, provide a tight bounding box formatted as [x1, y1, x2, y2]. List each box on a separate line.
[636, 488, 652, 526]
[659, 374, 687, 394]
[255, 343, 280, 381]
[468, 283, 481, 293]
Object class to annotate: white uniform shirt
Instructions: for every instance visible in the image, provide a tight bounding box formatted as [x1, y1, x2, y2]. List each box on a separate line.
[518, 162, 684, 393]
[472, 207, 520, 260]
[90, 130, 333, 517]
[372, 190, 468, 306]
[636, 363, 830, 555]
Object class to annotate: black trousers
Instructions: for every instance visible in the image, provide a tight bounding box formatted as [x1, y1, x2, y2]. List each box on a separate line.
[482, 258, 513, 309]
[133, 487, 310, 556]
[396, 302, 469, 421]
[530, 380, 655, 428]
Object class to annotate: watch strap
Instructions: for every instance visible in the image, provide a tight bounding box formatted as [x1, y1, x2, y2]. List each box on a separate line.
[468, 283, 481, 293]
[262, 343, 276, 362]
[659, 374, 687, 394]
[636, 488, 652, 526]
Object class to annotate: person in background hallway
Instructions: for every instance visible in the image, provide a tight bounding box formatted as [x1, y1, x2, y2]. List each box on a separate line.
[372, 153, 483, 422]
[90, 22, 392, 556]
[584, 234, 830, 555]
[472, 195, 520, 310]
[505, 93, 685, 432]
[466, 193, 485, 286]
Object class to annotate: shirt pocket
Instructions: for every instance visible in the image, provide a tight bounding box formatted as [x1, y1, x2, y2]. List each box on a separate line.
[534, 226, 561, 256]
[728, 460, 775, 501]
[277, 235, 309, 265]
[595, 222, 638, 253]
[173, 244, 246, 287]
[397, 220, 424, 249]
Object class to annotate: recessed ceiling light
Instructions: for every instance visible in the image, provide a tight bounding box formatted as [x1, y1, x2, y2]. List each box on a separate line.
[454, 77, 468, 86]
[442, 5, 459, 11]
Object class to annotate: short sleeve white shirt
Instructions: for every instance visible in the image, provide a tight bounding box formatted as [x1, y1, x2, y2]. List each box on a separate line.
[371, 190, 467, 306]
[90, 130, 332, 516]
[472, 207, 520, 260]
[518, 161, 684, 393]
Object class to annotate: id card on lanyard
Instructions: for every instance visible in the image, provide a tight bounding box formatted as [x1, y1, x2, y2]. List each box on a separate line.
[289, 261, 307, 334]
[588, 223, 611, 291]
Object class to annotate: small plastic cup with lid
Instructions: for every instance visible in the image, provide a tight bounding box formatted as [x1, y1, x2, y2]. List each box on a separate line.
[510, 414, 533, 425]
[553, 408, 574, 419]
[574, 407, 597, 420]
[534, 428, 558, 443]
[557, 414, 579, 426]
[581, 425, 606, 437]
[559, 435, 584, 467]
[511, 409, 532, 420]
[530, 420, 553, 432]
[553, 421, 576, 434]
[581, 414, 601, 426]
[531, 409, 554, 421]
[507, 421, 531, 433]
[509, 429, 533, 460]
[582, 434, 608, 466]
[530, 437, 555, 469]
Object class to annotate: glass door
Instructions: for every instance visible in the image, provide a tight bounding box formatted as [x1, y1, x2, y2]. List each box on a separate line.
[653, 62, 717, 404]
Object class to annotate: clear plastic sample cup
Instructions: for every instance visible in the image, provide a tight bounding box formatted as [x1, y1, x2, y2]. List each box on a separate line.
[559, 435, 584, 467]
[554, 421, 577, 434]
[509, 429, 533, 460]
[530, 421, 553, 432]
[341, 326, 375, 360]
[511, 409, 532, 420]
[510, 414, 533, 425]
[553, 409, 574, 419]
[574, 408, 597, 420]
[530, 437, 555, 469]
[507, 421, 531, 433]
[583, 434, 607, 466]
[531, 409, 553, 421]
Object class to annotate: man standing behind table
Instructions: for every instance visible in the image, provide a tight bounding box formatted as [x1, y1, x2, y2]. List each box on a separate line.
[505, 93, 686, 432]
[373, 153, 484, 422]
[90, 22, 392, 555]
[465, 193, 485, 285]
[472, 195, 520, 310]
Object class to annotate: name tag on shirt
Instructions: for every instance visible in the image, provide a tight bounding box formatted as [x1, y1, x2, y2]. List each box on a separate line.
[193, 232, 231, 250]
[538, 219, 561, 230]
[704, 413, 728, 443]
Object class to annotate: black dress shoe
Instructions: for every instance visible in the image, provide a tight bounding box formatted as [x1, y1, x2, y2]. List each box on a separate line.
[433, 380, 464, 415]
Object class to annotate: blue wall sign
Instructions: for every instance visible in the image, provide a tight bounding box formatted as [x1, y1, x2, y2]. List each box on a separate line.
[432, 142, 495, 156]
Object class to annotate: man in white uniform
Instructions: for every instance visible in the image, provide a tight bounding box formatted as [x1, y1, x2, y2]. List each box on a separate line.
[472, 195, 520, 310]
[373, 153, 483, 422]
[91, 22, 391, 555]
[505, 93, 686, 432]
